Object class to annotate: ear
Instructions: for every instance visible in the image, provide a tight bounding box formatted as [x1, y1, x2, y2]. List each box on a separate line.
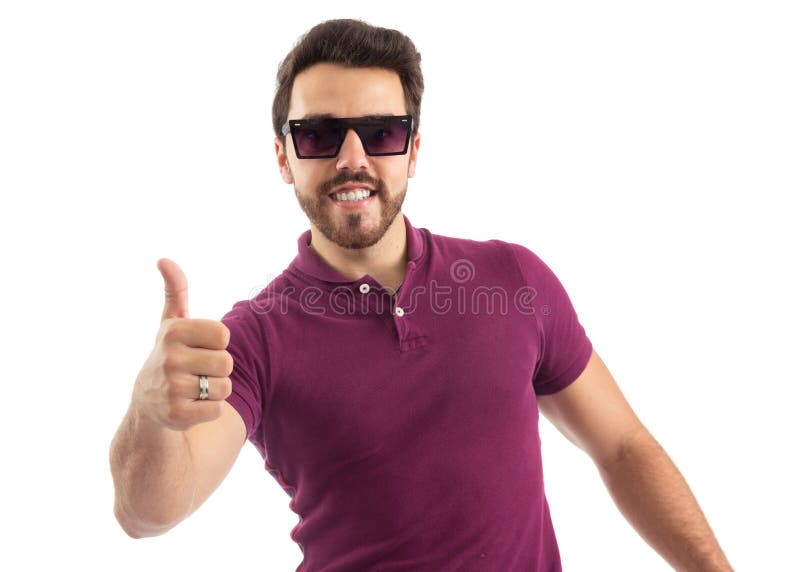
[407, 132, 421, 178]
[275, 136, 294, 184]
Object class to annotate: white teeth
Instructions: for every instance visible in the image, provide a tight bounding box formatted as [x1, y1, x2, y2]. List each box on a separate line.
[333, 189, 372, 201]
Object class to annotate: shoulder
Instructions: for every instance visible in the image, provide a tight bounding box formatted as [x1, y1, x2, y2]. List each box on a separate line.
[425, 227, 524, 264]
[422, 227, 564, 289]
[421, 230, 523, 285]
[426, 230, 547, 270]
[488, 239, 573, 296]
[491, 239, 549, 275]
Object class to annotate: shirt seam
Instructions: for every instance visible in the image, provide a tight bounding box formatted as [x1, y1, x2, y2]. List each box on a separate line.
[252, 303, 271, 444]
[503, 239, 545, 333]
[504, 240, 550, 386]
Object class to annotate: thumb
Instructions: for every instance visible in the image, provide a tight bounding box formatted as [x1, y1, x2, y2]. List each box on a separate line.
[157, 258, 189, 321]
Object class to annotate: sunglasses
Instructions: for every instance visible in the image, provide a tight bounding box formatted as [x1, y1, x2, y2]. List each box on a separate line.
[281, 114, 413, 159]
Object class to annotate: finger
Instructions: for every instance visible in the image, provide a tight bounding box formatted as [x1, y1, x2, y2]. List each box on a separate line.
[184, 399, 226, 426]
[167, 347, 233, 379]
[158, 258, 189, 321]
[162, 319, 230, 350]
[170, 373, 231, 402]
[190, 375, 233, 402]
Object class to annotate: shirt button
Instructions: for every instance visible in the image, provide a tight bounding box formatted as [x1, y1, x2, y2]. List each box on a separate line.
[359, 283, 370, 294]
[395, 306, 405, 317]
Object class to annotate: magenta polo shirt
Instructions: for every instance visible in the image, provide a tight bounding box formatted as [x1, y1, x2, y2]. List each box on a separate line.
[221, 213, 593, 572]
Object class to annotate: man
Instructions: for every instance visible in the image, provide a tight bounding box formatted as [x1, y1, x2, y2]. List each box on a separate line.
[109, 19, 733, 571]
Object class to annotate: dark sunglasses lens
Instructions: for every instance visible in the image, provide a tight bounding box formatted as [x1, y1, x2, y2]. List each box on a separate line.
[357, 118, 410, 154]
[293, 121, 341, 157]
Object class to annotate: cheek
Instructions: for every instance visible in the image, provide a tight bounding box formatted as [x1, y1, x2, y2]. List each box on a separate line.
[292, 167, 328, 194]
[384, 163, 410, 187]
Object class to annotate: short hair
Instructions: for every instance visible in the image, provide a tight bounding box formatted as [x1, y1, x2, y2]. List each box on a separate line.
[272, 19, 424, 141]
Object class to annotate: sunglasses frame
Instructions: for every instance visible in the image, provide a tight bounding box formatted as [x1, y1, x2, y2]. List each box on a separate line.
[281, 114, 414, 159]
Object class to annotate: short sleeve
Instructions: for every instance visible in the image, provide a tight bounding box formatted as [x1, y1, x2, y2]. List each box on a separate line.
[220, 300, 269, 441]
[507, 242, 593, 395]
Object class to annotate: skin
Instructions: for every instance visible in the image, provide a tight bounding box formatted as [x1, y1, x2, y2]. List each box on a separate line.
[274, 63, 421, 293]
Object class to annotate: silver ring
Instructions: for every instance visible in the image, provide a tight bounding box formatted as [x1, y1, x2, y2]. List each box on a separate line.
[198, 375, 209, 400]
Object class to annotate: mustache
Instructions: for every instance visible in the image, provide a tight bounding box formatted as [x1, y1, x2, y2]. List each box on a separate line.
[320, 171, 382, 196]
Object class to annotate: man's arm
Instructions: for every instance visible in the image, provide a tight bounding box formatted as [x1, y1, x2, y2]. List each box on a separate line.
[537, 349, 733, 571]
[110, 400, 246, 538]
[110, 258, 248, 538]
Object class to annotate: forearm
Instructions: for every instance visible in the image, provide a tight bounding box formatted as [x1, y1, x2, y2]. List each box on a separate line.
[109, 404, 197, 538]
[597, 430, 733, 571]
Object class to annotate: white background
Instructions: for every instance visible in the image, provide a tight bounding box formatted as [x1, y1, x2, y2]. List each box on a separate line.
[1, 1, 798, 570]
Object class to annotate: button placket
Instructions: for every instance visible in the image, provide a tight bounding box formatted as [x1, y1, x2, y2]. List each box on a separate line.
[392, 259, 416, 315]
[355, 280, 378, 315]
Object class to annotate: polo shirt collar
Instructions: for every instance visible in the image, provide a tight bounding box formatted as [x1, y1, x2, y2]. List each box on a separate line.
[290, 213, 425, 285]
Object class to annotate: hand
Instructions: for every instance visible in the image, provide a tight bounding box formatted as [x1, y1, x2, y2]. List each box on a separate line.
[131, 258, 234, 431]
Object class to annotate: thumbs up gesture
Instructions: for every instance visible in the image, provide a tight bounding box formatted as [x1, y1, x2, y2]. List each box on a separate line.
[131, 258, 234, 431]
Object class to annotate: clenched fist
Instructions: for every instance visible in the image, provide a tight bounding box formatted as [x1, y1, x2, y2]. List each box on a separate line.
[131, 258, 234, 431]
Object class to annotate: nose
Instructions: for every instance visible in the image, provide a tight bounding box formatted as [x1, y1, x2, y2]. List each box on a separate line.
[335, 128, 370, 171]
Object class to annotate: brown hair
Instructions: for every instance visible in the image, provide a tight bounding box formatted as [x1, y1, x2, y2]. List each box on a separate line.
[272, 19, 424, 141]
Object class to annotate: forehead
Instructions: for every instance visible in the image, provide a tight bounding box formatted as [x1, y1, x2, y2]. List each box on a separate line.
[288, 63, 406, 119]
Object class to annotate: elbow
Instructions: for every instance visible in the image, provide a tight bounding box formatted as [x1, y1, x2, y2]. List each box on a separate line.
[118, 522, 147, 540]
[114, 501, 178, 539]
[598, 426, 660, 473]
[114, 504, 147, 539]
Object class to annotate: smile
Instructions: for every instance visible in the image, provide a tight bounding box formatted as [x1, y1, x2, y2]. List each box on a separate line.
[328, 189, 378, 209]
[330, 188, 376, 201]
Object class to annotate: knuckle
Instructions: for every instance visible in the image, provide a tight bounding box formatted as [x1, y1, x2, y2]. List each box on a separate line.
[165, 377, 183, 400]
[155, 354, 170, 375]
[218, 322, 231, 348]
[162, 351, 183, 373]
[222, 351, 234, 376]
[161, 319, 183, 343]
[166, 402, 186, 423]
[209, 401, 223, 418]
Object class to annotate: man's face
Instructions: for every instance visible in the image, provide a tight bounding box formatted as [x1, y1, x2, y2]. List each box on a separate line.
[275, 63, 420, 250]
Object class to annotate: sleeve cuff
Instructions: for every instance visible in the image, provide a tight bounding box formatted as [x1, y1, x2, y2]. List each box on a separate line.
[225, 389, 257, 439]
[534, 338, 593, 395]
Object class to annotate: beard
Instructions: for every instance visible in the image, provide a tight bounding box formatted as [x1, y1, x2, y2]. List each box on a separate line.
[294, 170, 407, 250]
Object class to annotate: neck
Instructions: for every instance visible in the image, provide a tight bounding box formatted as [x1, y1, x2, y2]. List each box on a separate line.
[308, 214, 408, 293]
